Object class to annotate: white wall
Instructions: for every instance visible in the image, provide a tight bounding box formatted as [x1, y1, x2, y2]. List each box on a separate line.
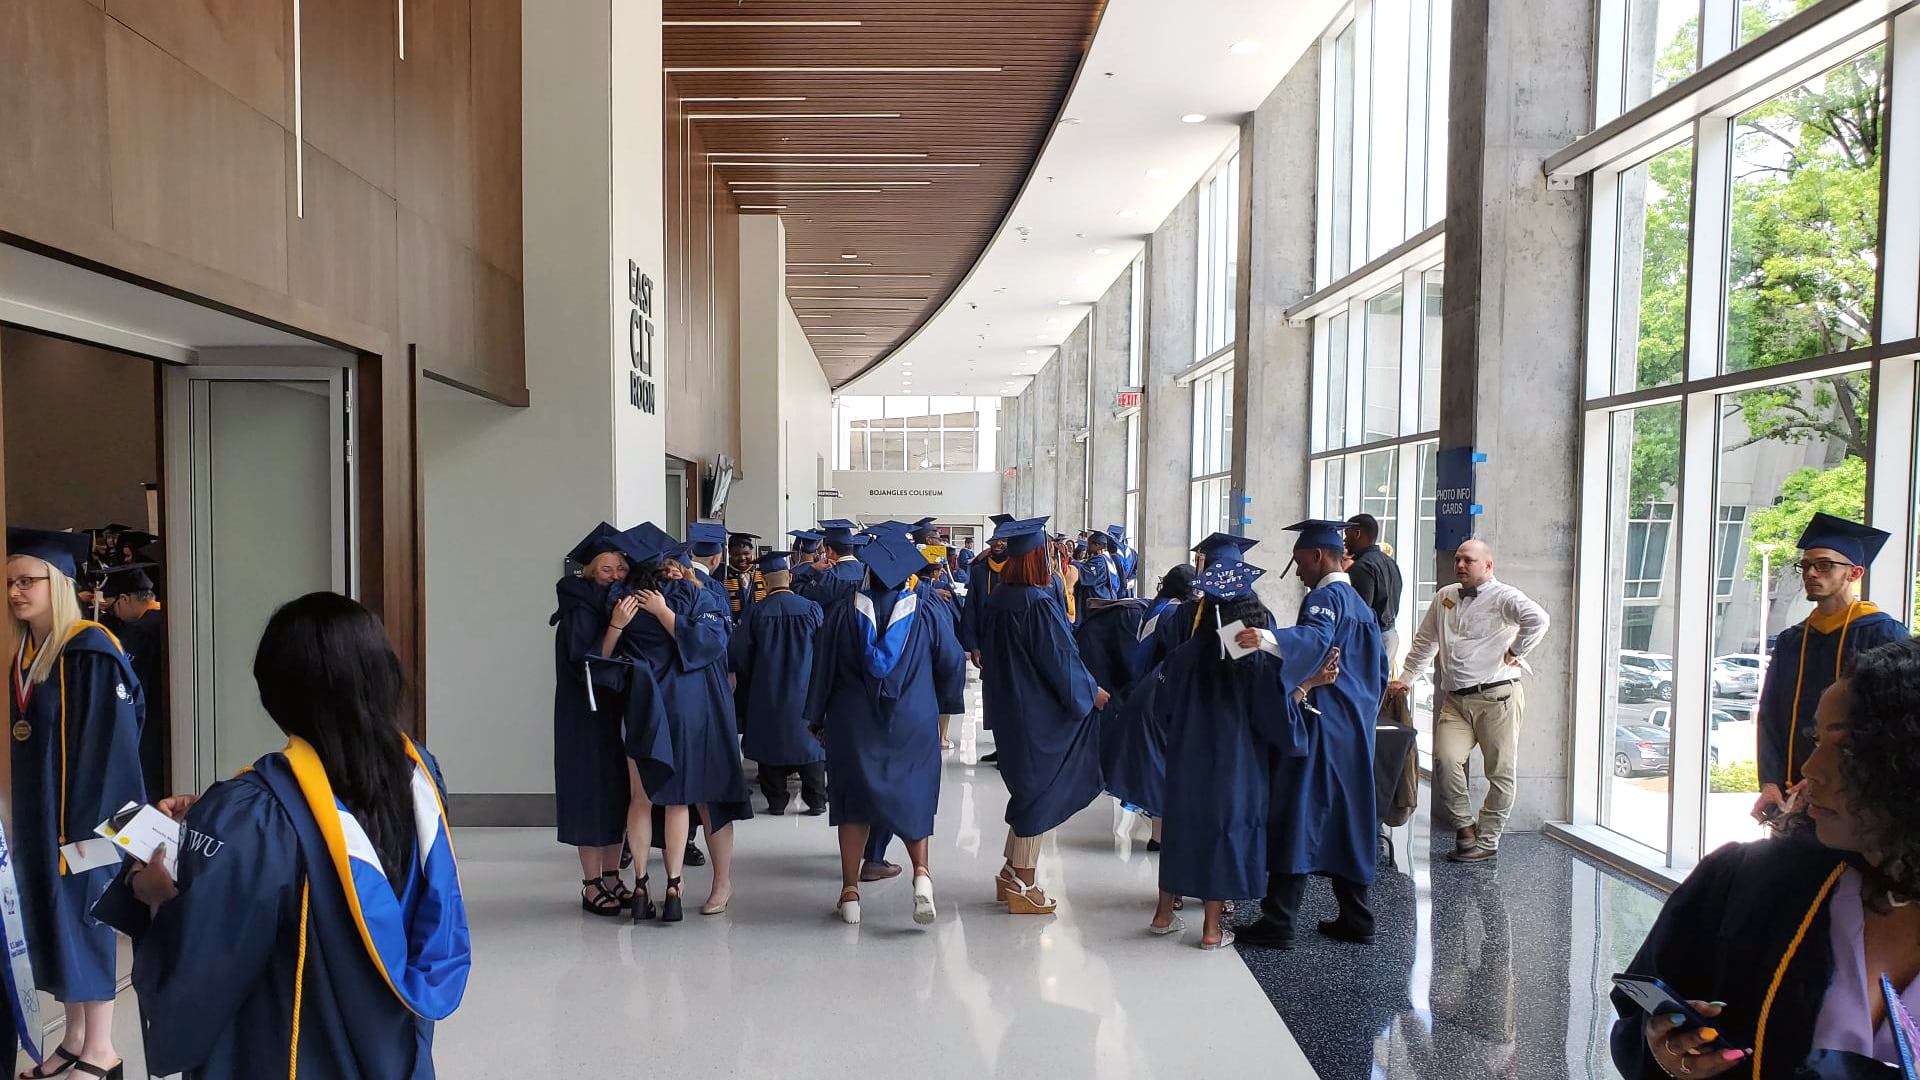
[734, 215, 835, 545]
[831, 470, 1005, 522]
[608, 0, 667, 525]
[783, 301, 833, 537]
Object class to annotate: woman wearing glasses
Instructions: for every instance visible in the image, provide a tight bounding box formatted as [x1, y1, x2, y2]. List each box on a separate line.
[7, 528, 145, 1080]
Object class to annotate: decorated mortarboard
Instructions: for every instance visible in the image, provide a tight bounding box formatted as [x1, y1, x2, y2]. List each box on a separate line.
[566, 522, 624, 566]
[754, 550, 795, 573]
[101, 564, 158, 598]
[1192, 531, 1259, 564]
[858, 530, 930, 590]
[5, 527, 91, 579]
[618, 522, 679, 566]
[688, 521, 728, 557]
[994, 516, 1052, 556]
[1194, 559, 1266, 602]
[1797, 512, 1892, 567]
[1284, 519, 1351, 554]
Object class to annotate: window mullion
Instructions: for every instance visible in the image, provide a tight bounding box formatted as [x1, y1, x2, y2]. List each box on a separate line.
[1346, 299, 1367, 445]
[1684, 117, 1733, 382]
[1587, 169, 1624, 399]
[1398, 267, 1423, 435]
[1667, 388, 1718, 870]
[1880, 11, 1920, 343]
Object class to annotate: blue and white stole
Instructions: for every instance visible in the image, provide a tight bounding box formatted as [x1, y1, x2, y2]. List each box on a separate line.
[283, 736, 471, 1020]
[0, 819, 46, 1064]
[853, 587, 919, 692]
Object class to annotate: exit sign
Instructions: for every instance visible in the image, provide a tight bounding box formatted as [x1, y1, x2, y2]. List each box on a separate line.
[1115, 389, 1142, 409]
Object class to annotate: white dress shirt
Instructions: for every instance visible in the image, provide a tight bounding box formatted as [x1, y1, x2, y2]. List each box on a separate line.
[1399, 577, 1550, 692]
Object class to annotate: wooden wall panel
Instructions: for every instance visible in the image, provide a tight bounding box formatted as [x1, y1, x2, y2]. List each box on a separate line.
[663, 79, 742, 466]
[106, 0, 289, 126]
[396, 0, 476, 250]
[397, 207, 474, 380]
[105, 19, 289, 292]
[289, 147, 400, 333]
[299, 0, 397, 195]
[0, 0, 112, 222]
[472, 257, 525, 402]
[469, 0, 521, 278]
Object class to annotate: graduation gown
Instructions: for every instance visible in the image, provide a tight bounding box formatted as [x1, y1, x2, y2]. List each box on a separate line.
[1255, 574, 1388, 884]
[1074, 599, 1148, 699]
[1156, 618, 1309, 901]
[975, 584, 1104, 836]
[106, 607, 168, 795]
[131, 749, 461, 1080]
[1757, 604, 1906, 790]
[549, 578, 630, 848]
[616, 579, 752, 824]
[796, 557, 866, 614]
[1073, 553, 1123, 617]
[689, 565, 734, 631]
[729, 588, 825, 767]
[804, 584, 964, 841]
[1097, 598, 1201, 816]
[722, 567, 767, 625]
[1112, 543, 1140, 597]
[920, 582, 968, 716]
[9, 622, 145, 1002]
[955, 555, 1005, 654]
[1610, 836, 1860, 1080]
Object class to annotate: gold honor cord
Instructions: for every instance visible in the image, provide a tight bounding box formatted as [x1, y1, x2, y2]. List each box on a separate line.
[1752, 863, 1847, 1076]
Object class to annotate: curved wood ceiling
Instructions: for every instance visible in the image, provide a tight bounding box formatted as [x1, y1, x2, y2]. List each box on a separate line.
[664, 1, 1108, 387]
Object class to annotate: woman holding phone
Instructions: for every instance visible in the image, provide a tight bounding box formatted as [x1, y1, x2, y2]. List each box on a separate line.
[1611, 636, 1920, 1078]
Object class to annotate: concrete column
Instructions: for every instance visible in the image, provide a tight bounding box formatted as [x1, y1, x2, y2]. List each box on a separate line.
[1440, 0, 1594, 831]
[606, 0, 667, 523]
[1031, 353, 1060, 525]
[1088, 266, 1133, 534]
[1056, 321, 1091, 530]
[734, 215, 785, 540]
[1241, 43, 1322, 614]
[1141, 193, 1199, 582]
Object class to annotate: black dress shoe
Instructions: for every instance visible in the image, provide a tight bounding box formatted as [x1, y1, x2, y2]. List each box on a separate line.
[1316, 919, 1376, 945]
[802, 804, 828, 816]
[980, 750, 999, 763]
[685, 842, 707, 867]
[766, 802, 788, 816]
[1145, 839, 1161, 852]
[1234, 918, 1295, 950]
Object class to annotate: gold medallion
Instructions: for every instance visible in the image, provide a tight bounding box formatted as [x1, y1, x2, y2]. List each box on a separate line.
[12, 719, 30, 742]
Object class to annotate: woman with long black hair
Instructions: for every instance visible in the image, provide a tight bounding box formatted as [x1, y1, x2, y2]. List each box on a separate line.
[125, 592, 471, 1079]
[7, 527, 145, 1080]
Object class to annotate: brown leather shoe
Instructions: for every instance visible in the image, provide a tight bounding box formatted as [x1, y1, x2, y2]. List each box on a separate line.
[1454, 826, 1478, 853]
[1446, 846, 1497, 864]
[860, 860, 903, 882]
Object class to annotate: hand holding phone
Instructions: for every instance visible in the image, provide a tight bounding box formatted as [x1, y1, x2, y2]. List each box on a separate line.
[1614, 975, 1749, 1076]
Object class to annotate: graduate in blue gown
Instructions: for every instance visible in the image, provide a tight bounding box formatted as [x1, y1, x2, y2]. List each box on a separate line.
[917, 552, 969, 752]
[973, 518, 1110, 915]
[794, 520, 868, 612]
[1073, 531, 1125, 617]
[1236, 520, 1390, 950]
[788, 530, 826, 593]
[7, 528, 145, 1078]
[721, 532, 767, 626]
[124, 594, 469, 1080]
[804, 531, 965, 927]
[550, 523, 639, 916]
[685, 521, 735, 623]
[729, 552, 827, 815]
[1106, 525, 1140, 598]
[956, 515, 1016, 658]
[1152, 560, 1335, 950]
[1752, 513, 1908, 823]
[615, 522, 751, 923]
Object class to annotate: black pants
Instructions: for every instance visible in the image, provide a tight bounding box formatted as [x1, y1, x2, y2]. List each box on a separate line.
[757, 761, 827, 811]
[1260, 871, 1373, 937]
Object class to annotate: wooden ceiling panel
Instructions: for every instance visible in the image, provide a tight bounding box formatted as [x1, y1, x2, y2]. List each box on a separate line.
[665, 1, 1106, 386]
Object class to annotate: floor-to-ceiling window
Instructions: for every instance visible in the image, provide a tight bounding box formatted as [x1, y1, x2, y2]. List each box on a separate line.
[835, 396, 1002, 472]
[1565, 0, 1919, 873]
[1301, 0, 1453, 753]
[1188, 366, 1234, 543]
[1188, 152, 1240, 542]
[1123, 259, 1146, 569]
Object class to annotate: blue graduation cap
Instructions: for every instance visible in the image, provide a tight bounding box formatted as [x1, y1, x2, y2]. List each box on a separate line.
[1798, 512, 1892, 567]
[789, 529, 825, 553]
[728, 531, 762, 549]
[1284, 519, 1350, 554]
[755, 551, 794, 574]
[867, 520, 917, 537]
[1194, 559, 1266, 602]
[566, 522, 624, 566]
[858, 531, 929, 590]
[908, 517, 940, 542]
[101, 563, 158, 598]
[662, 542, 694, 565]
[989, 513, 1016, 527]
[6, 527, 91, 579]
[994, 516, 1051, 556]
[1107, 525, 1128, 542]
[618, 522, 678, 566]
[1192, 531, 1259, 565]
[688, 521, 728, 557]
[819, 519, 860, 544]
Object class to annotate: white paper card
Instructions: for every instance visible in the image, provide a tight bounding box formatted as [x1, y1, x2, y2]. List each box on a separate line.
[1218, 619, 1256, 660]
[58, 838, 122, 874]
[98, 805, 182, 876]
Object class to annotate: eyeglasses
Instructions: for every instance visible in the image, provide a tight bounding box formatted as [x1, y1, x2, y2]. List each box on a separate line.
[1795, 559, 1857, 576]
[5, 576, 50, 593]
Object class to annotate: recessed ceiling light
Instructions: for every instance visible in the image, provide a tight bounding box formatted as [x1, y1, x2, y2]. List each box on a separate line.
[1074, 276, 1092, 284]
[712, 162, 981, 168]
[791, 262, 873, 267]
[712, 153, 930, 159]
[841, 253, 860, 260]
[1229, 40, 1262, 54]
[1181, 113, 1207, 124]
[1047, 318, 1060, 324]
[681, 96, 810, 104]
[789, 285, 860, 289]
[689, 113, 903, 121]
[740, 204, 786, 210]
[1057, 300, 1074, 306]
[1118, 209, 1138, 218]
[1025, 349, 1037, 355]
[790, 272, 935, 278]
[667, 65, 1004, 74]
[730, 180, 932, 186]
[664, 20, 865, 27]
[1146, 167, 1170, 179]
[735, 189, 886, 195]
[1093, 247, 1112, 256]
[1036, 334, 1050, 340]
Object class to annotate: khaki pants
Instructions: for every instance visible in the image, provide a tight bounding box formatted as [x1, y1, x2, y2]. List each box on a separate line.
[1003, 830, 1044, 870]
[1432, 683, 1525, 849]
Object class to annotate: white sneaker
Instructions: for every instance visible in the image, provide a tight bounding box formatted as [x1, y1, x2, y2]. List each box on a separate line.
[912, 872, 937, 925]
[837, 894, 861, 925]
[1113, 802, 1141, 840]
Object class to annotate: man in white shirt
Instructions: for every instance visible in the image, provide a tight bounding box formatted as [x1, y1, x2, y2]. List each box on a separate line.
[1389, 539, 1550, 863]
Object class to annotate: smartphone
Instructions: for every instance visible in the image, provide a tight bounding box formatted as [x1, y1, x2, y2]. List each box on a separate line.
[1612, 974, 1729, 1052]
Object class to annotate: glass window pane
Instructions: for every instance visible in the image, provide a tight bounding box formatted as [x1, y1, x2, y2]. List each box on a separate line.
[1218, 371, 1235, 475]
[1321, 457, 1348, 519]
[1420, 271, 1444, 431]
[1614, 142, 1693, 393]
[943, 412, 977, 427]
[1739, 0, 1803, 46]
[1424, 0, 1452, 226]
[1704, 372, 1868, 851]
[1369, 0, 1413, 260]
[849, 430, 867, 469]
[943, 431, 976, 471]
[1361, 448, 1399, 551]
[1364, 287, 1405, 441]
[906, 433, 938, 471]
[1621, 0, 1698, 115]
[1124, 413, 1141, 491]
[875, 432, 906, 472]
[1724, 48, 1885, 373]
[1330, 23, 1358, 282]
[1328, 311, 1351, 449]
[1600, 402, 1682, 855]
[1412, 440, 1439, 754]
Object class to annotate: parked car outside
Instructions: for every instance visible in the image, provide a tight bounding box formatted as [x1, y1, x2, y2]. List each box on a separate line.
[1614, 724, 1671, 777]
[1616, 667, 1658, 703]
[1712, 659, 1760, 697]
[1619, 651, 1675, 701]
[1642, 706, 1754, 767]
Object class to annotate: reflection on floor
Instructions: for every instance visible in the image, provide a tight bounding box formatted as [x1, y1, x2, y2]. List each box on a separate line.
[1236, 792, 1668, 1080]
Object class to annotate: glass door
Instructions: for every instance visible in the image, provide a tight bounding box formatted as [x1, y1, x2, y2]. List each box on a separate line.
[163, 367, 351, 788]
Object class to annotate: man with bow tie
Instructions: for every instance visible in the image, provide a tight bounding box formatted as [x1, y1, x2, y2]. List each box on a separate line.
[1389, 539, 1550, 864]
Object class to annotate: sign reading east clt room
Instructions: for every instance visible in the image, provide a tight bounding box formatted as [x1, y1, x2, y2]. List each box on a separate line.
[1436, 447, 1484, 552]
[627, 260, 657, 414]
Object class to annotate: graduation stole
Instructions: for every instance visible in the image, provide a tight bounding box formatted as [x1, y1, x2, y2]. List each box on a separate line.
[853, 589, 919, 682]
[281, 737, 471, 1021]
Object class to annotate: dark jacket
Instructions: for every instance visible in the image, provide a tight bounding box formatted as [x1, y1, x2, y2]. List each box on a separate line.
[1348, 545, 1402, 632]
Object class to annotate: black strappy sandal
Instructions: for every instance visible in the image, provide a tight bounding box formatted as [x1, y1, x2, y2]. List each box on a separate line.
[71, 1063, 122, 1080]
[580, 877, 623, 918]
[630, 874, 657, 922]
[661, 875, 684, 923]
[600, 871, 635, 909]
[619, 842, 634, 871]
[18, 1046, 77, 1080]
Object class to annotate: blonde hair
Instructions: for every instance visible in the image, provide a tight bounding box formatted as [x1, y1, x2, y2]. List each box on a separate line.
[580, 551, 627, 581]
[10, 558, 85, 685]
